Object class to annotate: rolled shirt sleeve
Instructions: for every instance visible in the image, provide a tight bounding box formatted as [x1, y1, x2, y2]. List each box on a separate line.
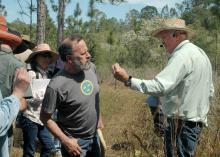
[130, 52, 188, 96]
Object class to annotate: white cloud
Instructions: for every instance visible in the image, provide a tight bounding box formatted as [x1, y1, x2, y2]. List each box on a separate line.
[125, 0, 180, 10]
[126, 0, 148, 4]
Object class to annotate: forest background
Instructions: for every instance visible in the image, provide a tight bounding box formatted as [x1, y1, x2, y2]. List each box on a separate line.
[1, 0, 219, 77]
[1, 0, 220, 156]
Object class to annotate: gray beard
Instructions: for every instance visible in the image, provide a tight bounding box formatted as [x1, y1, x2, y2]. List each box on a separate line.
[73, 59, 91, 72]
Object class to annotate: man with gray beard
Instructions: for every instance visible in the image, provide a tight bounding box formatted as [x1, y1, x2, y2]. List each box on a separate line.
[40, 34, 103, 157]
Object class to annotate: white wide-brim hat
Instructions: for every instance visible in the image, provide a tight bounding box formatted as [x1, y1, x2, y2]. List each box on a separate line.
[15, 49, 33, 63]
[151, 18, 194, 37]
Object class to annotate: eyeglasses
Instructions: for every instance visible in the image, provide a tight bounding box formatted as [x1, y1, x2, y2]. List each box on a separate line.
[38, 52, 52, 58]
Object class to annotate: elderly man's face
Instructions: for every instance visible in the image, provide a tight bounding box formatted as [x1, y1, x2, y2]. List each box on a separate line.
[71, 40, 91, 71]
[158, 30, 178, 54]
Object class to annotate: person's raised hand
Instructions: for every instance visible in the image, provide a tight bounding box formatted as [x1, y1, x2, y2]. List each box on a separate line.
[12, 68, 30, 99]
[112, 63, 129, 82]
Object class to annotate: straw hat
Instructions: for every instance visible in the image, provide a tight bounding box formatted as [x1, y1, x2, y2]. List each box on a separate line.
[151, 18, 193, 37]
[13, 35, 35, 54]
[25, 43, 58, 63]
[0, 16, 22, 47]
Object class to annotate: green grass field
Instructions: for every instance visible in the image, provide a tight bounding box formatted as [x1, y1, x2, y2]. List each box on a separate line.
[12, 81, 220, 157]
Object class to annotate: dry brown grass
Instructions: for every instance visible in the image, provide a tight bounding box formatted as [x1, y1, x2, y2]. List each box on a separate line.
[100, 81, 220, 157]
[100, 82, 163, 157]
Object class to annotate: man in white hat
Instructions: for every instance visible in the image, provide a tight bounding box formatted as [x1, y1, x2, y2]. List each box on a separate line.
[112, 18, 214, 157]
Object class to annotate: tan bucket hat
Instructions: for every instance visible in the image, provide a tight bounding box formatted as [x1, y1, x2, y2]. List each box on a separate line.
[25, 43, 58, 63]
[151, 18, 193, 37]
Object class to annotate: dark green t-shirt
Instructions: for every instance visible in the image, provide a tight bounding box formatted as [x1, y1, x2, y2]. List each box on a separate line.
[42, 63, 100, 139]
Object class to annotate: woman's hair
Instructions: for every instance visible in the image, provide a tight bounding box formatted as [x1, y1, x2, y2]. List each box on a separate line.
[29, 56, 38, 72]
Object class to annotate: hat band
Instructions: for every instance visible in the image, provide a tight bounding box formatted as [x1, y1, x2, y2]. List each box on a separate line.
[0, 24, 7, 32]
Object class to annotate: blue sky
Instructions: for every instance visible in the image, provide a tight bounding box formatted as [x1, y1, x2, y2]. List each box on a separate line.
[4, 0, 182, 24]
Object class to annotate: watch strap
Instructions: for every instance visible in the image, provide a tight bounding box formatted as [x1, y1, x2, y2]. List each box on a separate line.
[124, 75, 132, 87]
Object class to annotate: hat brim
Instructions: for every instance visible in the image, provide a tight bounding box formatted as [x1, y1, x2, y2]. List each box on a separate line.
[13, 40, 36, 54]
[25, 50, 58, 64]
[14, 49, 33, 63]
[151, 27, 194, 38]
[23, 40, 35, 49]
[0, 31, 22, 47]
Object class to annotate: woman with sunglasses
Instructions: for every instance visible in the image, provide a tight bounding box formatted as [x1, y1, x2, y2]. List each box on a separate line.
[19, 43, 58, 157]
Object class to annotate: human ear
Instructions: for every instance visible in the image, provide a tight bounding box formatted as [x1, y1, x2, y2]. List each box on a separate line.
[66, 55, 72, 64]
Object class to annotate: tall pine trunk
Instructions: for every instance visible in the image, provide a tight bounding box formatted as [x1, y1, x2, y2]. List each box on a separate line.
[37, 0, 46, 44]
[57, 0, 65, 48]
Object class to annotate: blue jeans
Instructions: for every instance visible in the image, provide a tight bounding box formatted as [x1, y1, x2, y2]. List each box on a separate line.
[52, 110, 62, 154]
[20, 115, 56, 157]
[54, 137, 62, 154]
[61, 133, 101, 157]
[164, 118, 203, 157]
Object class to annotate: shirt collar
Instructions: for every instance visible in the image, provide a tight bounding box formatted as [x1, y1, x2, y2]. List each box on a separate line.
[36, 66, 48, 78]
[168, 40, 190, 59]
[0, 47, 13, 54]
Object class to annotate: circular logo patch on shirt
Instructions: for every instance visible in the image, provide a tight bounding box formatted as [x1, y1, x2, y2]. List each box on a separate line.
[81, 80, 94, 95]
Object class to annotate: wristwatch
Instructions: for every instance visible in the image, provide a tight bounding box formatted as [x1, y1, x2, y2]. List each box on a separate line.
[124, 75, 132, 87]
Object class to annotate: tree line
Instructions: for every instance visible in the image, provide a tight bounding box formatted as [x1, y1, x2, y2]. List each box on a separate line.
[1, 0, 220, 78]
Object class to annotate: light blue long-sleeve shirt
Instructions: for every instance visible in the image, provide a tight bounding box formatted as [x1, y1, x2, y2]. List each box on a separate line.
[0, 90, 19, 157]
[130, 40, 214, 125]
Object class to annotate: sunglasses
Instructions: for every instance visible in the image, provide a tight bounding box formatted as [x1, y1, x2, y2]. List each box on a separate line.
[38, 52, 52, 58]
